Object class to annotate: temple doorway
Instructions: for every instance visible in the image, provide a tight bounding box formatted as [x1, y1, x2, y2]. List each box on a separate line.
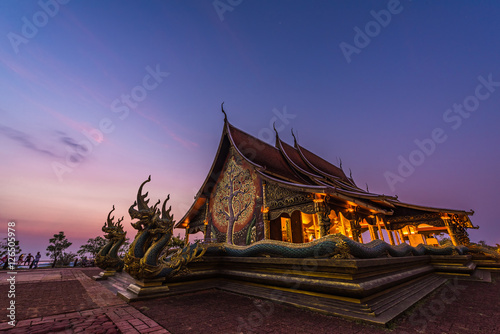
[270, 212, 305, 243]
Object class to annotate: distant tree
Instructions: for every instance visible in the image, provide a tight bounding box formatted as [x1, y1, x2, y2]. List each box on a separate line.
[170, 234, 186, 249]
[438, 237, 453, 247]
[78, 236, 107, 259]
[118, 237, 130, 258]
[160, 234, 186, 258]
[46, 232, 72, 268]
[0, 237, 22, 258]
[470, 240, 496, 250]
[58, 252, 77, 266]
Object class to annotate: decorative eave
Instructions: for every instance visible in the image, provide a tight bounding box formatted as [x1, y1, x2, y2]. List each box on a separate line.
[176, 196, 207, 229]
[390, 200, 475, 216]
[275, 133, 324, 183]
[323, 188, 394, 215]
[255, 169, 329, 193]
[292, 135, 358, 189]
[227, 122, 308, 185]
[257, 171, 392, 215]
[175, 105, 230, 229]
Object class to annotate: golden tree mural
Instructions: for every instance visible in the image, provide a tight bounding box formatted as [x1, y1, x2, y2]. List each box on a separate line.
[213, 156, 255, 244]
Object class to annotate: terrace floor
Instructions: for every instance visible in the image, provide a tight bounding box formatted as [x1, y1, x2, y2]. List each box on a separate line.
[0, 267, 498, 333]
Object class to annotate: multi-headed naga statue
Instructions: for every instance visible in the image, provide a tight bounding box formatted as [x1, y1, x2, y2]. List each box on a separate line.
[95, 205, 126, 273]
[123, 176, 206, 281]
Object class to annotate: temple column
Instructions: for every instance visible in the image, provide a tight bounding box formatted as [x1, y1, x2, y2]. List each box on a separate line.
[339, 217, 347, 236]
[358, 230, 364, 244]
[203, 199, 210, 242]
[394, 231, 400, 245]
[315, 199, 330, 238]
[185, 227, 190, 245]
[262, 182, 271, 239]
[346, 219, 357, 242]
[442, 217, 458, 246]
[351, 222, 361, 243]
[376, 217, 385, 242]
[368, 224, 378, 241]
[203, 222, 208, 242]
[398, 229, 405, 243]
[263, 210, 270, 239]
[381, 220, 395, 245]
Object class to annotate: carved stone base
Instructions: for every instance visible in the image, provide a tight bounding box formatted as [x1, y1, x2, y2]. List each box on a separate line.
[117, 277, 170, 302]
[92, 270, 116, 281]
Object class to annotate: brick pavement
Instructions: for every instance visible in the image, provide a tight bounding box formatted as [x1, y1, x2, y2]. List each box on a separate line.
[0, 268, 169, 333]
[0, 268, 498, 333]
[133, 273, 500, 334]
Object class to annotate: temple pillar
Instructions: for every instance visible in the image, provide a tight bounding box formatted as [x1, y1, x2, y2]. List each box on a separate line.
[339, 217, 347, 236]
[398, 229, 405, 243]
[345, 219, 358, 242]
[203, 222, 208, 242]
[263, 210, 271, 239]
[376, 218, 385, 242]
[442, 217, 458, 246]
[185, 227, 190, 245]
[315, 199, 330, 238]
[394, 231, 400, 245]
[203, 199, 210, 242]
[351, 223, 361, 243]
[262, 181, 271, 239]
[381, 220, 395, 245]
[368, 225, 378, 241]
[358, 231, 364, 244]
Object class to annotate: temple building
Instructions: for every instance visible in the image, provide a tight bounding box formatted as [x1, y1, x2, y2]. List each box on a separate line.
[176, 111, 476, 247]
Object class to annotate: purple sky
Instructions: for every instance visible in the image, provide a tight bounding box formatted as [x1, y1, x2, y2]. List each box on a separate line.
[1, 1, 499, 257]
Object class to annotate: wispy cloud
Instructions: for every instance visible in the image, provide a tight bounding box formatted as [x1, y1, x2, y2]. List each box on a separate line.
[0, 124, 89, 164]
[0, 124, 57, 157]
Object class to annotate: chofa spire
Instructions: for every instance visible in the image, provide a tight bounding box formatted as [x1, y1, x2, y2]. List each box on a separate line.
[221, 102, 228, 122]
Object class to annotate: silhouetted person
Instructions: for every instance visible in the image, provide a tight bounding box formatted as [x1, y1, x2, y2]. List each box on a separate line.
[24, 253, 33, 267]
[32, 252, 41, 269]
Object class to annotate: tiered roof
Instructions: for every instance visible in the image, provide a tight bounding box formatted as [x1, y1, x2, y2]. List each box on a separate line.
[176, 111, 474, 230]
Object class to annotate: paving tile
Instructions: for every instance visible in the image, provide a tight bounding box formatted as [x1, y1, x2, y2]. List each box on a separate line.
[1, 267, 498, 334]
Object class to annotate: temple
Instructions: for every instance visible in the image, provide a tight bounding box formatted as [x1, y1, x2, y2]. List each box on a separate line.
[176, 108, 477, 247]
[106, 107, 498, 326]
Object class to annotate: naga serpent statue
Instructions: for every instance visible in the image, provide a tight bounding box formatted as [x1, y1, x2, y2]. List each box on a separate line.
[122, 176, 470, 281]
[95, 205, 127, 272]
[123, 176, 206, 280]
[204, 234, 468, 259]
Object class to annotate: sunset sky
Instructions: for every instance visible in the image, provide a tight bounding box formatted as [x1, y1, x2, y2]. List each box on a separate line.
[1, 1, 499, 257]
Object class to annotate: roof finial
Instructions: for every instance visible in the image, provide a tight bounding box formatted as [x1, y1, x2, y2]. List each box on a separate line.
[291, 128, 298, 145]
[349, 168, 352, 179]
[221, 102, 227, 122]
[273, 121, 280, 146]
[365, 183, 369, 192]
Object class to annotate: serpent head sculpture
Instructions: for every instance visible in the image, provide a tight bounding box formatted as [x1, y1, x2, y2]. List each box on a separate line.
[95, 205, 127, 272]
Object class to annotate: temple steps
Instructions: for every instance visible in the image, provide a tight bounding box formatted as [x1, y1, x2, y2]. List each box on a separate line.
[216, 273, 448, 326]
